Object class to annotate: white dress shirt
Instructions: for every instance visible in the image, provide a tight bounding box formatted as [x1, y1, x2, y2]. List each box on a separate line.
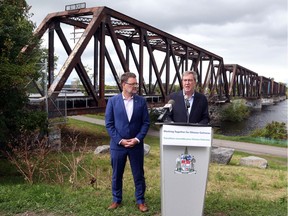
[123, 95, 134, 121]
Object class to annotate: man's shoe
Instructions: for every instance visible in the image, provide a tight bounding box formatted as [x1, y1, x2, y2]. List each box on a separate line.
[137, 203, 148, 212]
[107, 202, 121, 210]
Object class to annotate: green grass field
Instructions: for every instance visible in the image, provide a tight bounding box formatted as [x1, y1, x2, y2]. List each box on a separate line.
[0, 118, 287, 216]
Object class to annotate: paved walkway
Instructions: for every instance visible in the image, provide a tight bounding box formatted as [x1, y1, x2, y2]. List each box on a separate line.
[69, 115, 287, 158]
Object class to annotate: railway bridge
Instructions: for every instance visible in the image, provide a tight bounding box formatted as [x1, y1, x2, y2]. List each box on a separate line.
[24, 5, 286, 118]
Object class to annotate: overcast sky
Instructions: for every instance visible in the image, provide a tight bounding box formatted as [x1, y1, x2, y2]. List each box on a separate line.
[26, 0, 287, 84]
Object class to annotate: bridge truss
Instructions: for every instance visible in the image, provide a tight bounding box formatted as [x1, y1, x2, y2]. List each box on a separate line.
[23, 6, 286, 117]
[224, 64, 286, 99]
[24, 6, 231, 117]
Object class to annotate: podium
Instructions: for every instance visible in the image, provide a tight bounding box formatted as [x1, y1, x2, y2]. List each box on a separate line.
[158, 122, 212, 216]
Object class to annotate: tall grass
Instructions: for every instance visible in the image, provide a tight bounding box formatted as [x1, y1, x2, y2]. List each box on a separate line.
[0, 119, 287, 216]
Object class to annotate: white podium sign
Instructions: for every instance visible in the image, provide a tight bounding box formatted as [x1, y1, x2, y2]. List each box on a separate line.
[162, 124, 212, 147]
[159, 123, 212, 216]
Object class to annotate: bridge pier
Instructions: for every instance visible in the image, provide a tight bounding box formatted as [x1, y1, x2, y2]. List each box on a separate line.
[245, 99, 262, 110]
[48, 125, 61, 151]
[273, 96, 287, 103]
[261, 98, 274, 106]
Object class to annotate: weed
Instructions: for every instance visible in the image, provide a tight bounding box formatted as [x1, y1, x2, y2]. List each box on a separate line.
[250, 181, 258, 190]
[2, 130, 51, 184]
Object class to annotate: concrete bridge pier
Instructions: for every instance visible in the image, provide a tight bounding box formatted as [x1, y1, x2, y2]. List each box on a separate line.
[261, 98, 274, 106]
[273, 96, 287, 103]
[246, 99, 262, 110]
[48, 125, 61, 151]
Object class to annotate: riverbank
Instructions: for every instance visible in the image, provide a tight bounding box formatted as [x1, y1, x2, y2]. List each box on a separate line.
[217, 99, 288, 136]
[69, 115, 287, 158]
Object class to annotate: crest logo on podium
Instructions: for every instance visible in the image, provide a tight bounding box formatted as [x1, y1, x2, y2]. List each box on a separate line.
[175, 146, 196, 174]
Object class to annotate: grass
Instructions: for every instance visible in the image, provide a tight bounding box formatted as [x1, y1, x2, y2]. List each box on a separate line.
[0, 119, 287, 216]
[213, 133, 287, 147]
[85, 114, 287, 147]
[85, 114, 105, 120]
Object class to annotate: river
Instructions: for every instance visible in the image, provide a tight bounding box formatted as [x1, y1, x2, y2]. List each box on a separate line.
[217, 99, 287, 136]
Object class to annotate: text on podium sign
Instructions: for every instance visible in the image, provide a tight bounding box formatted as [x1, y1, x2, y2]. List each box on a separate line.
[161, 124, 212, 147]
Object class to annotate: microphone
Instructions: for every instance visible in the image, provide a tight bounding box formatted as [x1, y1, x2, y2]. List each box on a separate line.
[163, 99, 174, 112]
[157, 99, 175, 122]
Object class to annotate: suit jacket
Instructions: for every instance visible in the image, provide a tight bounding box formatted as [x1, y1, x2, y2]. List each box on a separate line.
[105, 94, 150, 150]
[168, 91, 210, 124]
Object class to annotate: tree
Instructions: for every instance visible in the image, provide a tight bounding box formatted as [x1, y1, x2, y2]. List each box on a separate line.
[0, 0, 46, 146]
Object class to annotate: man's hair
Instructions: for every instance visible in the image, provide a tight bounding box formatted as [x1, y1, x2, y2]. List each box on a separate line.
[182, 71, 198, 82]
[120, 72, 136, 84]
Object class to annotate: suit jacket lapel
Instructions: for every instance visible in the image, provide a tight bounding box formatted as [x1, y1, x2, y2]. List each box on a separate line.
[178, 91, 186, 113]
[130, 95, 138, 122]
[190, 92, 199, 118]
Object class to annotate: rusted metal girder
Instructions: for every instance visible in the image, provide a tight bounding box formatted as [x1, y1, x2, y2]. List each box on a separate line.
[258, 76, 287, 98]
[259, 76, 272, 97]
[224, 64, 260, 99]
[214, 64, 286, 101]
[24, 6, 230, 116]
[277, 82, 287, 96]
[271, 80, 286, 96]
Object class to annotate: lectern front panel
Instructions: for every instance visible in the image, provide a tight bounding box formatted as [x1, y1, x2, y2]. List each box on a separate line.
[160, 124, 212, 216]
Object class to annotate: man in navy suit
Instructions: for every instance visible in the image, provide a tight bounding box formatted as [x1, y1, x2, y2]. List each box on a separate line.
[105, 72, 150, 212]
[168, 70, 210, 124]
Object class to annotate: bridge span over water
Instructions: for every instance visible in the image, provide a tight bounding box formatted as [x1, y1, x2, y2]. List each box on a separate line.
[24, 5, 286, 118]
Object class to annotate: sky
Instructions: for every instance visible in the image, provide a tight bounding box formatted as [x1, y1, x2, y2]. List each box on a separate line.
[26, 0, 288, 85]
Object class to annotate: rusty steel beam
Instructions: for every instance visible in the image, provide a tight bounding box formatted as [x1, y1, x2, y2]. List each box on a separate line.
[24, 6, 230, 116]
[278, 83, 287, 95]
[224, 64, 259, 99]
[272, 80, 279, 96]
[259, 76, 272, 97]
[47, 8, 105, 99]
[54, 24, 98, 104]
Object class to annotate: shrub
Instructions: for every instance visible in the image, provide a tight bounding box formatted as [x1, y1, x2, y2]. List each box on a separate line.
[250, 121, 287, 140]
[220, 100, 250, 122]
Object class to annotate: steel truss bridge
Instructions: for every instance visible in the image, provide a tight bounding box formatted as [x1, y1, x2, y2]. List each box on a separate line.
[23, 6, 286, 118]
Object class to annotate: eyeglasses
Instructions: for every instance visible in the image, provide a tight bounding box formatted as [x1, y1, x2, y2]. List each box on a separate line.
[182, 79, 194, 83]
[125, 82, 139, 87]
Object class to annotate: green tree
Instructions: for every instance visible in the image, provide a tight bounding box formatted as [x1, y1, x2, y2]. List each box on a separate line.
[0, 0, 46, 146]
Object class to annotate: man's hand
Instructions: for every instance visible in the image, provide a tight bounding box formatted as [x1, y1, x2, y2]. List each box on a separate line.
[121, 138, 138, 148]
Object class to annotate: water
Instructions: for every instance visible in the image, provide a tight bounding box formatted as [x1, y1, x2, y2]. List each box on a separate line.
[217, 99, 287, 136]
